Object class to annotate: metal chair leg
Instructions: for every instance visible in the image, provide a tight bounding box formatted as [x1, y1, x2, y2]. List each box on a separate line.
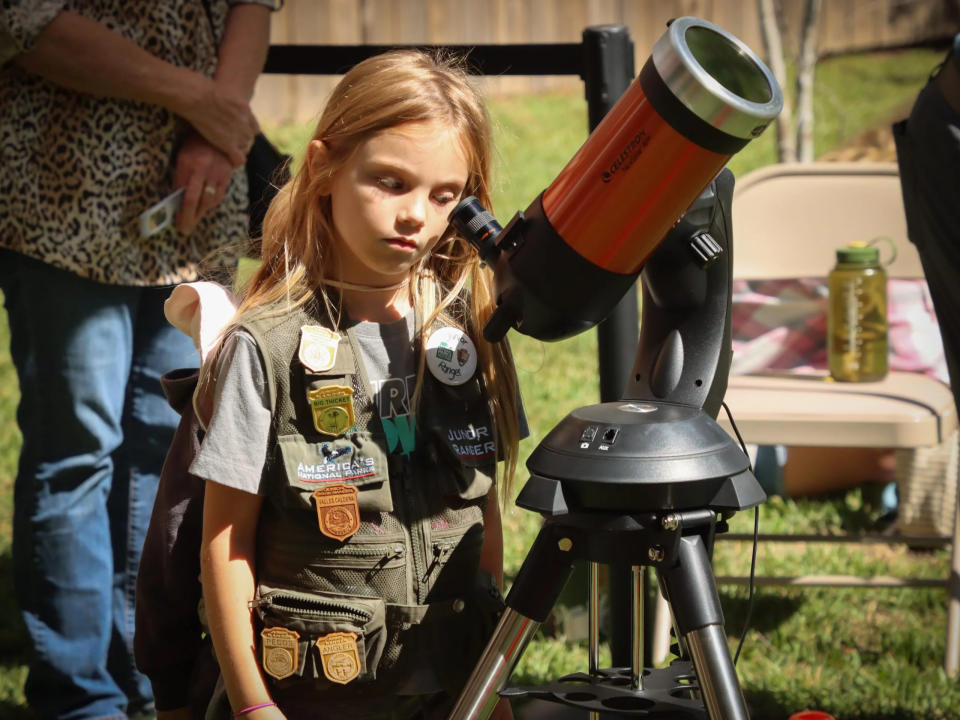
[946, 490, 960, 677]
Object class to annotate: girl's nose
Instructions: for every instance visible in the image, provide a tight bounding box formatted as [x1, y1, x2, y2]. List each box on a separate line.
[397, 194, 427, 230]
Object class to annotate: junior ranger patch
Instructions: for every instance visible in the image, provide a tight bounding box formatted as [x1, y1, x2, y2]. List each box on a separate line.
[317, 631, 361, 684]
[308, 385, 355, 436]
[313, 483, 360, 540]
[299, 325, 340, 373]
[261, 626, 300, 680]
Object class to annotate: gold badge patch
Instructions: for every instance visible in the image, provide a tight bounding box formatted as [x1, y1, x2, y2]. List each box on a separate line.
[317, 631, 361, 685]
[313, 484, 360, 540]
[261, 627, 300, 680]
[299, 326, 340, 373]
[308, 385, 355, 436]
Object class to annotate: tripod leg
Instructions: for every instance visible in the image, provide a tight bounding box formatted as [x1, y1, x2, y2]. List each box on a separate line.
[447, 607, 540, 720]
[448, 521, 577, 720]
[659, 534, 750, 720]
[588, 561, 601, 675]
[630, 565, 645, 690]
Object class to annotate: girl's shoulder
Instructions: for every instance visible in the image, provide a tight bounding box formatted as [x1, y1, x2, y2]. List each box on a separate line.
[240, 306, 310, 335]
[238, 304, 328, 351]
[235, 303, 343, 391]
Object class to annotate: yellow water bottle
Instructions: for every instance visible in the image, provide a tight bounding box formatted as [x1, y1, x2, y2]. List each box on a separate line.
[827, 241, 888, 382]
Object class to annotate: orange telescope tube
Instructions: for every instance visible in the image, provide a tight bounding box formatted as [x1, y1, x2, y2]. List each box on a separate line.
[449, 17, 783, 342]
[542, 17, 782, 275]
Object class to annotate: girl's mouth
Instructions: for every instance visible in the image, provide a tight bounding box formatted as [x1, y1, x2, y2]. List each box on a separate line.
[385, 237, 418, 252]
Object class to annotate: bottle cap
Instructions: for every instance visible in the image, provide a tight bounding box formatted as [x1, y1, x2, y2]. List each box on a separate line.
[836, 241, 879, 265]
[788, 712, 836, 720]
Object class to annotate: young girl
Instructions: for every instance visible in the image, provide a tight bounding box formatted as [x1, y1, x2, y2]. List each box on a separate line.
[194, 50, 523, 719]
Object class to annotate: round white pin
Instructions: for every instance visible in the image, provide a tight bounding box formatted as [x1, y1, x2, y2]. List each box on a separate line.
[425, 327, 477, 386]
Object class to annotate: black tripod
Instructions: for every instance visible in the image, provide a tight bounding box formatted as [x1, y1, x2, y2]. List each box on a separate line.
[448, 170, 765, 719]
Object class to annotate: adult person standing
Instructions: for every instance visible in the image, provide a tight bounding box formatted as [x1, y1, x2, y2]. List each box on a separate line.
[894, 34, 960, 417]
[0, 1, 278, 717]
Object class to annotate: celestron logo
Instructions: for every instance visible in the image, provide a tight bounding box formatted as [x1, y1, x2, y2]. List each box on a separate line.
[601, 130, 651, 183]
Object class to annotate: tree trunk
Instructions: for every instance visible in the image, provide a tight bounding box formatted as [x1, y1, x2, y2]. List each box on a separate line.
[795, 0, 822, 162]
[757, 0, 795, 162]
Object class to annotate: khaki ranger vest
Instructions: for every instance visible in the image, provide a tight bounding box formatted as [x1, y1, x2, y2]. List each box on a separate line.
[242, 304, 504, 708]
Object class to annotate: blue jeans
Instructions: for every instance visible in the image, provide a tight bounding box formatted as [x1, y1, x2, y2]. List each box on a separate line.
[0, 249, 198, 719]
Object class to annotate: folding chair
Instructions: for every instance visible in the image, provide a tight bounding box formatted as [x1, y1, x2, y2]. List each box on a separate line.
[705, 161, 960, 675]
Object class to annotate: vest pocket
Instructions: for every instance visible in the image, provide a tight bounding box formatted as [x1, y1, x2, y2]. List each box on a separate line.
[298, 540, 409, 604]
[277, 433, 393, 512]
[424, 524, 484, 601]
[422, 575, 506, 695]
[258, 518, 409, 605]
[254, 586, 387, 690]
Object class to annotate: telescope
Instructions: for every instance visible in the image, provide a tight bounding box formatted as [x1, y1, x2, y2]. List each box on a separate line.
[448, 17, 783, 720]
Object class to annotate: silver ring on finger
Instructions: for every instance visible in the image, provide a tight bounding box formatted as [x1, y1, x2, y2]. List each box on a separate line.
[203, 185, 217, 197]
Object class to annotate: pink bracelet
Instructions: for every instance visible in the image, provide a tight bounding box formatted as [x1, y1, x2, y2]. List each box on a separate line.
[234, 701, 277, 717]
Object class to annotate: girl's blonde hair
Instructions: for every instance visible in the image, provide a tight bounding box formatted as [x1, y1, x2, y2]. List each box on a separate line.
[230, 49, 520, 497]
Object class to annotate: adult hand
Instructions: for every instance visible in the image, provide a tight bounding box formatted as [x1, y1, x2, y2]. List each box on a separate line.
[177, 77, 258, 167]
[174, 132, 235, 235]
[14, 11, 260, 168]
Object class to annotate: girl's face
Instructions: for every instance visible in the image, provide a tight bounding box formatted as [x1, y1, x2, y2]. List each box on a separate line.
[321, 120, 470, 287]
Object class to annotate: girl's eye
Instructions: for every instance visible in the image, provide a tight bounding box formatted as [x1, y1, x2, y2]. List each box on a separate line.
[433, 191, 457, 205]
[377, 176, 403, 191]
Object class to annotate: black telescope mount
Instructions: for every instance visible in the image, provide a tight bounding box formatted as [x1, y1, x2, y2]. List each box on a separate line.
[447, 169, 765, 720]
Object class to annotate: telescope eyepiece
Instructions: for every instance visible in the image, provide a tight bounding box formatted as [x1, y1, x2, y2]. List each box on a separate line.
[449, 196, 502, 264]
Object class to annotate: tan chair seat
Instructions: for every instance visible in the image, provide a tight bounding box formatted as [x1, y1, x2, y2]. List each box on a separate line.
[720, 371, 956, 448]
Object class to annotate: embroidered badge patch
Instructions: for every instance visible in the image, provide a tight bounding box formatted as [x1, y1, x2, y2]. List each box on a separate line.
[299, 325, 340, 373]
[317, 631, 361, 684]
[313, 484, 360, 540]
[425, 326, 477, 386]
[295, 456, 377, 484]
[308, 385, 355, 436]
[261, 627, 300, 680]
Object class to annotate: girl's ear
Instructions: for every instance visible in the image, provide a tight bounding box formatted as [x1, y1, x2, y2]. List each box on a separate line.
[306, 140, 331, 185]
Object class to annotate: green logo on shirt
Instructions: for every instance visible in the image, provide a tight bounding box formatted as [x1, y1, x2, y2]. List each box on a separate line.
[382, 413, 416, 457]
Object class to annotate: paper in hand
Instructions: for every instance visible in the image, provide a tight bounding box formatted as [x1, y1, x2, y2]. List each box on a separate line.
[139, 188, 185, 238]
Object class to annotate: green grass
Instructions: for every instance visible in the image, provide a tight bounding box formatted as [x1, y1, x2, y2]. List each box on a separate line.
[0, 47, 955, 717]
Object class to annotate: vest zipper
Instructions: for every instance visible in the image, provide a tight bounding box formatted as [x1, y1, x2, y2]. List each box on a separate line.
[254, 592, 373, 624]
[399, 463, 429, 604]
[369, 546, 406, 577]
[423, 541, 455, 581]
[392, 463, 415, 605]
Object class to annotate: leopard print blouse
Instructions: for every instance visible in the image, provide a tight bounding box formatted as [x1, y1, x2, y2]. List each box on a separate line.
[0, 0, 278, 286]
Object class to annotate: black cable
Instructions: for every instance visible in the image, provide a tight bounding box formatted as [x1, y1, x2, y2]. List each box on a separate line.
[721, 400, 761, 666]
[733, 506, 760, 666]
